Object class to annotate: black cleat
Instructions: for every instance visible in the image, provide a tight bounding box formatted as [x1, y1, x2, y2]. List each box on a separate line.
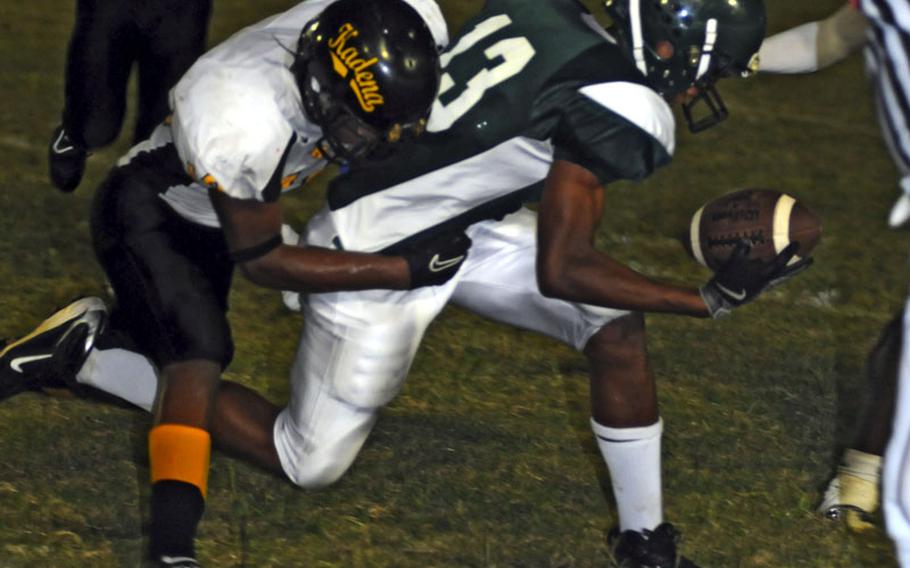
[48, 124, 88, 192]
[608, 523, 700, 568]
[0, 297, 107, 399]
[158, 556, 202, 568]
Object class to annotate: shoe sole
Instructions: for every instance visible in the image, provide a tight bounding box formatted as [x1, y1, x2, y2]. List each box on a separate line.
[0, 297, 107, 364]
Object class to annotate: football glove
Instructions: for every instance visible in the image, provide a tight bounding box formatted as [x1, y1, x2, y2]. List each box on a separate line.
[700, 240, 812, 318]
[397, 229, 472, 289]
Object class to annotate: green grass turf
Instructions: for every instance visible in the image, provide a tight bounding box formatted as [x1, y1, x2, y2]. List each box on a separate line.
[0, 0, 907, 566]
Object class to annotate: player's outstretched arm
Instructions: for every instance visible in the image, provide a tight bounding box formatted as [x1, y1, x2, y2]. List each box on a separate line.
[759, 3, 867, 74]
[209, 189, 469, 292]
[537, 160, 710, 317]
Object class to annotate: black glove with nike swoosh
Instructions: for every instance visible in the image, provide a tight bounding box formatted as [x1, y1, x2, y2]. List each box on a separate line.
[700, 239, 813, 319]
[399, 229, 472, 289]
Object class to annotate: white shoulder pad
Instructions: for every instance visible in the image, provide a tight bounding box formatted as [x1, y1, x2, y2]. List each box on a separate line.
[579, 82, 676, 156]
[171, 64, 294, 201]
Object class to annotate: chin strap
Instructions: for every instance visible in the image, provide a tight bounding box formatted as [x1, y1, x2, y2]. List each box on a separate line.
[681, 83, 729, 133]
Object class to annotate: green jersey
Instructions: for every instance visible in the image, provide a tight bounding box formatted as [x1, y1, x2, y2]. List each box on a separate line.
[326, 0, 675, 253]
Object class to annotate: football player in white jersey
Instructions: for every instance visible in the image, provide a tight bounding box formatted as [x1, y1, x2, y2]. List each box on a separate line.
[108, 2, 456, 565]
[2, 1, 457, 566]
[2, 1, 809, 566]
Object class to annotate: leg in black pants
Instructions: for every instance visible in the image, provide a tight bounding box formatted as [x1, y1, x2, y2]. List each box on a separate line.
[63, 0, 134, 150]
[50, 0, 212, 192]
[91, 156, 234, 564]
[134, 0, 212, 142]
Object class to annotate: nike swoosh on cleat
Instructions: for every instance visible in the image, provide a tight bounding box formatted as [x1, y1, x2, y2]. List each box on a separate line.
[51, 129, 74, 154]
[159, 556, 201, 567]
[428, 253, 465, 273]
[716, 282, 747, 301]
[10, 354, 53, 373]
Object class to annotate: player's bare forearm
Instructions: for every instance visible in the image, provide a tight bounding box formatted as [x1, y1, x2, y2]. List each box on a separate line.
[240, 244, 410, 292]
[538, 159, 710, 317]
[539, 242, 709, 316]
[209, 186, 410, 292]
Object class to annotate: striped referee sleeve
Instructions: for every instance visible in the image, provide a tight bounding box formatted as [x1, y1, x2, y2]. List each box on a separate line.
[861, 0, 910, 177]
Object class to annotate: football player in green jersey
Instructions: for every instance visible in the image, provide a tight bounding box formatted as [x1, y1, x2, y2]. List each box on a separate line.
[285, 1, 800, 565]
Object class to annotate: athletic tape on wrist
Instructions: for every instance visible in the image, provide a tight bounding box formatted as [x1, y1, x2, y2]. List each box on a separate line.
[229, 234, 282, 263]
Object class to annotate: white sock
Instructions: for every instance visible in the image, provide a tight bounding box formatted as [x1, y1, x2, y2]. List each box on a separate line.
[75, 348, 158, 412]
[591, 418, 664, 533]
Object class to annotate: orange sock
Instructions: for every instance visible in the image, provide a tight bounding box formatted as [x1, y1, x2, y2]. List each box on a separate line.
[149, 424, 212, 498]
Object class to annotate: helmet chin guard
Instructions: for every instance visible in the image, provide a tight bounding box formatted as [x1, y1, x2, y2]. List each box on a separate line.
[682, 83, 729, 133]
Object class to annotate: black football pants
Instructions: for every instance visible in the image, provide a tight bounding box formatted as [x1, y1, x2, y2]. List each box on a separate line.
[90, 143, 235, 370]
[62, 0, 212, 148]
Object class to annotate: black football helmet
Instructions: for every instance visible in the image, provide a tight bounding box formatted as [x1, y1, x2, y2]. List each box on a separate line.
[292, 0, 441, 162]
[605, 0, 766, 133]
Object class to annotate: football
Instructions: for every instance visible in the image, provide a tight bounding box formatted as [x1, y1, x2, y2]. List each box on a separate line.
[688, 188, 822, 271]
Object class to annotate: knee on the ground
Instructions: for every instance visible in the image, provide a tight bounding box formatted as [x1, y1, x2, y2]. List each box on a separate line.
[283, 450, 356, 490]
[276, 403, 375, 490]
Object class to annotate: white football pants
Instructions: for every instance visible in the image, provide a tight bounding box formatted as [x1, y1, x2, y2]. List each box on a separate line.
[273, 207, 630, 487]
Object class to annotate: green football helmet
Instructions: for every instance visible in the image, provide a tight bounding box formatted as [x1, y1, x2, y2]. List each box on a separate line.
[605, 0, 766, 132]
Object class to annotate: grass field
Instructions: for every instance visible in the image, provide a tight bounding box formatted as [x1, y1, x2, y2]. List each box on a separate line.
[0, 0, 908, 566]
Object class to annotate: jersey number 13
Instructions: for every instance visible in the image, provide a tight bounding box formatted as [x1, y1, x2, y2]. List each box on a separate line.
[427, 15, 536, 133]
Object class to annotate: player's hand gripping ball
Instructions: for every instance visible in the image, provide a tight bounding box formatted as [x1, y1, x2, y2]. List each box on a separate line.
[688, 188, 822, 270]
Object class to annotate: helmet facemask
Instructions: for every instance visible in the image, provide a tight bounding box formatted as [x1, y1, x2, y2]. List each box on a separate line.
[682, 52, 754, 133]
[681, 40, 761, 133]
[297, 51, 384, 163]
